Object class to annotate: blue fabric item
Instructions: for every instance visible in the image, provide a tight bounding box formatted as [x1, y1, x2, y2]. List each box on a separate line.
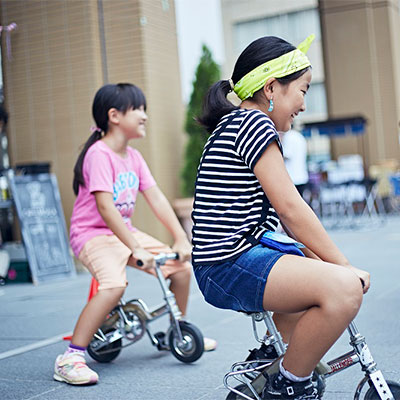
[260, 231, 305, 257]
[194, 244, 285, 312]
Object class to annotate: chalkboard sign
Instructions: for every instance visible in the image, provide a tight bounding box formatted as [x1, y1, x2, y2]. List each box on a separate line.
[8, 173, 76, 284]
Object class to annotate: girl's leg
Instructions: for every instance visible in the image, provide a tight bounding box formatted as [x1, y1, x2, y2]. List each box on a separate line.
[71, 287, 125, 347]
[272, 312, 304, 344]
[168, 266, 191, 316]
[263, 255, 363, 377]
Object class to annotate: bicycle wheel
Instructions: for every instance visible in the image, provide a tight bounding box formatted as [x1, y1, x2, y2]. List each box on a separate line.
[87, 329, 122, 363]
[168, 321, 204, 363]
[364, 380, 400, 399]
[226, 384, 255, 400]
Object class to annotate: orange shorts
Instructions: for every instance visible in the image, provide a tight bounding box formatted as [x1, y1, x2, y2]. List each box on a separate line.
[78, 230, 191, 290]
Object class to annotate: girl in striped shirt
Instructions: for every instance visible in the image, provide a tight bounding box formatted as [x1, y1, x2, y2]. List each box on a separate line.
[192, 35, 370, 399]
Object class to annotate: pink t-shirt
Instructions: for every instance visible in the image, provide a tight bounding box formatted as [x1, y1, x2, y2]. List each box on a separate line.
[70, 140, 156, 257]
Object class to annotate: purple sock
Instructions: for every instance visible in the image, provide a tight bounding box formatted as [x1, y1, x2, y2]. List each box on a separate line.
[64, 343, 86, 357]
[69, 344, 86, 352]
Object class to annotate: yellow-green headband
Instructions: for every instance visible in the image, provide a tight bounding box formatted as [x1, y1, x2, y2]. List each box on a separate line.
[233, 34, 315, 101]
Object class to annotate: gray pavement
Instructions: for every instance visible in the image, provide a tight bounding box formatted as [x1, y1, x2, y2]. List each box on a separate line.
[1, 215, 399, 400]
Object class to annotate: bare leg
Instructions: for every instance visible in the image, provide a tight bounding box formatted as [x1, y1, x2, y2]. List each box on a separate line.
[71, 287, 125, 347]
[169, 266, 191, 316]
[263, 255, 363, 377]
[273, 312, 304, 344]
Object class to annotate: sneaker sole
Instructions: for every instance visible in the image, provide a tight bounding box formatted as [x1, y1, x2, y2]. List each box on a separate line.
[53, 372, 98, 385]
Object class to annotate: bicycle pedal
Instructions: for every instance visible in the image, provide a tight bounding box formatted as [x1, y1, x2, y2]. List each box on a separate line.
[154, 331, 169, 351]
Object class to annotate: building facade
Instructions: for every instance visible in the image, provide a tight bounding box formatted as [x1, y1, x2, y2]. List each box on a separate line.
[221, 0, 400, 167]
[0, 0, 185, 243]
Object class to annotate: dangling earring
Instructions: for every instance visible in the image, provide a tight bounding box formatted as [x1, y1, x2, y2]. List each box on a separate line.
[268, 98, 274, 112]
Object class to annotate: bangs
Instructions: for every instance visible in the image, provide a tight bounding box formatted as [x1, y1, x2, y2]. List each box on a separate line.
[116, 83, 147, 112]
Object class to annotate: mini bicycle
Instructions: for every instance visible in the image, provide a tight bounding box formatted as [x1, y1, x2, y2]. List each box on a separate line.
[224, 311, 400, 399]
[86, 252, 204, 364]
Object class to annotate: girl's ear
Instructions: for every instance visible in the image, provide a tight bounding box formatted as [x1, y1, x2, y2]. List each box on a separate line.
[263, 77, 276, 98]
[108, 108, 120, 125]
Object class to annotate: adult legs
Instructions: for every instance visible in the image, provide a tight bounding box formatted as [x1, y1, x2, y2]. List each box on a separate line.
[263, 255, 363, 377]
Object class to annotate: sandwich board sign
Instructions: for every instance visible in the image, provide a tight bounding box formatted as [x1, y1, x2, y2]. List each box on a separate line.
[8, 173, 76, 284]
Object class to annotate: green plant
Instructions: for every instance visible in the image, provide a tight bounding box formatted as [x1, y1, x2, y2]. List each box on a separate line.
[181, 45, 220, 197]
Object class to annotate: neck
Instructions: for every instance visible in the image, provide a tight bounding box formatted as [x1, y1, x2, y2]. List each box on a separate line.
[240, 99, 268, 115]
[102, 129, 129, 155]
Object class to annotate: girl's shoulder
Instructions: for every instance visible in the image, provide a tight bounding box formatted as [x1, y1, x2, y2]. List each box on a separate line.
[87, 139, 108, 156]
[84, 141, 115, 165]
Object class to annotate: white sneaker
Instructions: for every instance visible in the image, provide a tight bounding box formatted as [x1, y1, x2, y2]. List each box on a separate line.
[53, 353, 98, 385]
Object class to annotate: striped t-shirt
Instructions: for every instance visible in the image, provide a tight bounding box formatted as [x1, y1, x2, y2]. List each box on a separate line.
[191, 108, 282, 266]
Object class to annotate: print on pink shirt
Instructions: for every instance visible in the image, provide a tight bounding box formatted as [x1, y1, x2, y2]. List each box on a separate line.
[114, 171, 139, 223]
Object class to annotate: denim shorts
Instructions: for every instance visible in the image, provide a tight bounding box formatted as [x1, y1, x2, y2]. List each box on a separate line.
[194, 244, 286, 313]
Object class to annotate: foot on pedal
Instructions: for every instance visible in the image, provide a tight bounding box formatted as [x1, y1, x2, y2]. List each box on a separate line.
[246, 343, 279, 364]
[262, 371, 318, 399]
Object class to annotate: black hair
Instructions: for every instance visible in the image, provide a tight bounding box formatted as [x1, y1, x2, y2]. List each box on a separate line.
[73, 83, 146, 195]
[199, 36, 310, 133]
[0, 104, 9, 125]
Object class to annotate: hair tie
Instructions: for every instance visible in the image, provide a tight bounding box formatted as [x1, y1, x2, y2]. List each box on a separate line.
[228, 78, 235, 91]
[90, 125, 102, 134]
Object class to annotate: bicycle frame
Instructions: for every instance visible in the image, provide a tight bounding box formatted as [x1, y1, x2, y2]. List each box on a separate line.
[224, 312, 395, 400]
[93, 253, 185, 351]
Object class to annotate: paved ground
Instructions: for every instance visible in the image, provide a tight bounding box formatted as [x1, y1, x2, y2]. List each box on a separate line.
[0, 215, 399, 400]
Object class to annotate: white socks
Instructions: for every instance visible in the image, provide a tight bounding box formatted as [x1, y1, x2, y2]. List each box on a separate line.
[280, 359, 313, 382]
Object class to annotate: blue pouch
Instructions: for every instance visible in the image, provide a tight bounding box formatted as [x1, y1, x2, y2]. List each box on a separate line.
[259, 231, 305, 257]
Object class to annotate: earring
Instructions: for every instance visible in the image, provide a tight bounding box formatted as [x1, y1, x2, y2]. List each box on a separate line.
[268, 98, 274, 112]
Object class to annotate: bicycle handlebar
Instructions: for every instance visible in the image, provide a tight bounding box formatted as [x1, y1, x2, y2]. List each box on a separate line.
[136, 252, 179, 267]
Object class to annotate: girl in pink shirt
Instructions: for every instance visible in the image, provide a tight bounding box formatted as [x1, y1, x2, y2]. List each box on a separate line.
[53, 83, 216, 386]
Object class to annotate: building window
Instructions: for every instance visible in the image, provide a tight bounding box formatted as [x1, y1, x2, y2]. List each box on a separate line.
[304, 82, 327, 119]
[233, 8, 327, 122]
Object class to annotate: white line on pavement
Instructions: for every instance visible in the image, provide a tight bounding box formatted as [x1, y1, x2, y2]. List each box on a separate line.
[0, 331, 72, 361]
[24, 387, 63, 400]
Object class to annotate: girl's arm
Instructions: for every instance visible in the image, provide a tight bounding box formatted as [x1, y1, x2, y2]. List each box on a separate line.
[253, 142, 370, 291]
[280, 221, 321, 260]
[254, 142, 348, 264]
[142, 185, 191, 261]
[94, 191, 154, 269]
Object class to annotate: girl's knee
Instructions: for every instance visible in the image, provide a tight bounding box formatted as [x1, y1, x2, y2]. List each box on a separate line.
[171, 263, 191, 283]
[329, 269, 363, 316]
[101, 286, 125, 303]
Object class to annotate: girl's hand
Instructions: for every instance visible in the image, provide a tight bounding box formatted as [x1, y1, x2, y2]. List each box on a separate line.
[348, 265, 370, 294]
[172, 237, 192, 262]
[132, 248, 155, 270]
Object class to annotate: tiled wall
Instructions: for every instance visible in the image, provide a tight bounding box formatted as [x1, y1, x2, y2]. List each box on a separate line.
[0, 0, 185, 244]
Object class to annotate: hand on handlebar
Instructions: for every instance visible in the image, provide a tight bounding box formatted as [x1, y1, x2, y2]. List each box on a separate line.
[348, 265, 370, 294]
[172, 237, 192, 263]
[132, 248, 155, 270]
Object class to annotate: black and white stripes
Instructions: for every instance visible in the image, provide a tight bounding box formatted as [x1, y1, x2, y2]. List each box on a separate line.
[192, 109, 282, 266]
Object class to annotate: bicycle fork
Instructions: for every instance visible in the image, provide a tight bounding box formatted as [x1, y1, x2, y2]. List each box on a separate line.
[322, 321, 394, 400]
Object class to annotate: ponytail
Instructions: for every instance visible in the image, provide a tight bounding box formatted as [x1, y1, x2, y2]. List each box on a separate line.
[197, 80, 239, 133]
[72, 129, 102, 195]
